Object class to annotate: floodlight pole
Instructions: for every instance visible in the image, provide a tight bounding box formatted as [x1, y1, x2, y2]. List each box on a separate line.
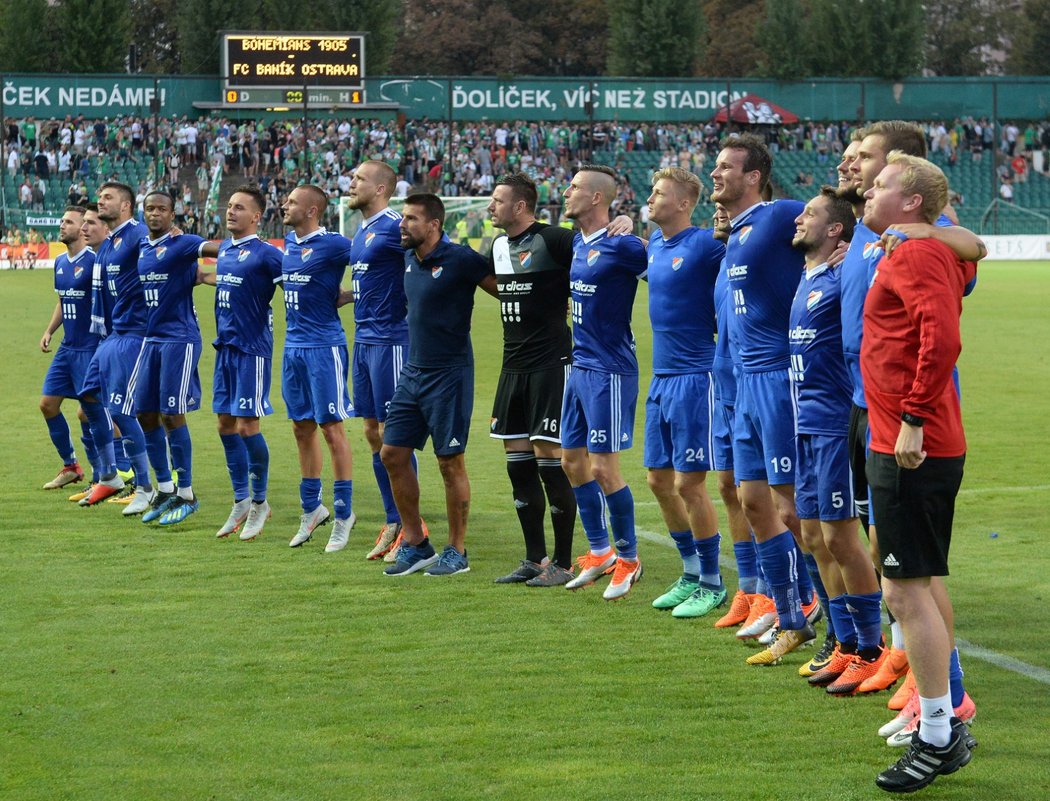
[302, 83, 308, 154]
[992, 81, 999, 235]
[0, 73, 6, 229]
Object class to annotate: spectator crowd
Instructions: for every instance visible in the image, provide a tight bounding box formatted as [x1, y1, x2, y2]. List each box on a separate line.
[4, 112, 1050, 243]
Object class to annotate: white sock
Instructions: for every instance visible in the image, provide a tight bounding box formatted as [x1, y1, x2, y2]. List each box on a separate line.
[890, 620, 905, 650]
[159, 480, 175, 494]
[918, 693, 953, 747]
[177, 484, 194, 501]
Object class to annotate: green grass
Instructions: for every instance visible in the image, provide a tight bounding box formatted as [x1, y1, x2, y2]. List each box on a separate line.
[1, 262, 1049, 801]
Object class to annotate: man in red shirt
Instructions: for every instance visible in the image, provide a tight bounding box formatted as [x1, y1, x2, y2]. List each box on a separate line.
[860, 151, 977, 794]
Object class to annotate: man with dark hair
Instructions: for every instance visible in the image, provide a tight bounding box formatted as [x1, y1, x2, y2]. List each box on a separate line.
[381, 193, 497, 577]
[486, 172, 579, 586]
[711, 135, 822, 664]
[38, 205, 92, 490]
[77, 181, 157, 511]
[709, 202, 770, 632]
[787, 187, 888, 696]
[862, 152, 977, 794]
[203, 185, 283, 541]
[559, 165, 648, 600]
[130, 190, 211, 524]
[344, 160, 414, 561]
[280, 184, 357, 552]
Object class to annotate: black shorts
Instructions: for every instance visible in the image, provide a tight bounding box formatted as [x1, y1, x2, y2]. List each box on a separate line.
[490, 364, 570, 444]
[847, 404, 871, 515]
[867, 451, 965, 579]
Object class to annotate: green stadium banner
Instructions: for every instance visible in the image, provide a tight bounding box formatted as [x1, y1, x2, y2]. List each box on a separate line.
[369, 77, 1050, 122]
[2, 73, 1049, 122]
[1, 74, 216, 118]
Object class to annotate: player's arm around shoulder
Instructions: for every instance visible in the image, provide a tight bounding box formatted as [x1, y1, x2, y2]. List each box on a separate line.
[880, 223, 986, 263]
[617, 233, 649, 276]
[462, 242, 498, 298]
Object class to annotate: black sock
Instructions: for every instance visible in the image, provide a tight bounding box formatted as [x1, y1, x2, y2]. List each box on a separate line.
[537, 457, 576, 569]
[507, 452, 547, 564]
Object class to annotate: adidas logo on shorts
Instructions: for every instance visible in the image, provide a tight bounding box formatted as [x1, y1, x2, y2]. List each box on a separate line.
[884, 553, 900, 568]
[621, 433, 629, 442]
[448, 438, 461, 447]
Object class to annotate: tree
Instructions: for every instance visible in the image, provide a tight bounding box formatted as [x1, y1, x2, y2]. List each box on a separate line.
[754, 0, 811, 79]
[699, 0, 764, 77]
[804, 0, 923, 79]
[607, 0, 707, 77]
[130, 0, 181, 73]
[54, 0, 131, 72]
[533, 0, 608, 76]
[175, 0, 243, 74]
[1008, 0, 1050, 74]
[390, 0, 544, 75]
[0, 0, 55, 72]
[924, 0, 1006, 76]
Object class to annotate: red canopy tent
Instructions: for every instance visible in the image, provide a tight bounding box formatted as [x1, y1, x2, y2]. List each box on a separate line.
[712, 94, 799, 125]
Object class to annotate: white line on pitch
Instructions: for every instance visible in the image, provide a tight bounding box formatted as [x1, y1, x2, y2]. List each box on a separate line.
[634, 528, 1050, 686]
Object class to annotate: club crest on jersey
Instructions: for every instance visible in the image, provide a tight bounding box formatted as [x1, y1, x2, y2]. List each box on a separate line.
[238, 248, 250, 262]
[586, 249, 600, 267]
[806, 290, 823, 310]
[863, 241, 883, 259]
[301, 248, 313, 262]
[113, 237, 123, 249]
[671, 256, 684, 271]
[73, 265, 84, 279]
[738, 226, 753, 244]
[431, 266, 443, 278]
[365, 231, 376, 247]
[518, 251, 532, 269]
[156, 246, 167, 260]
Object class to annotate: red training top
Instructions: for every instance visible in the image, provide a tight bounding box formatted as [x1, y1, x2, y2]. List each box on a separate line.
[860, 238, 976, 458]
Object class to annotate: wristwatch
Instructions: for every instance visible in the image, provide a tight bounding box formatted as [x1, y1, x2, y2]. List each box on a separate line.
[901, 412, 925, 427]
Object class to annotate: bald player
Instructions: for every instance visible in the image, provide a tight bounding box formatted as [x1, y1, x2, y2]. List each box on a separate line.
[559, 165, 649, 601]
[345, 160, 414, 560]
[280, 185, 357, 553]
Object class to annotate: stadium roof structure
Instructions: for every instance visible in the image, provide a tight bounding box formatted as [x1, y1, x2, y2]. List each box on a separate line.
[712, 93, 799, 125]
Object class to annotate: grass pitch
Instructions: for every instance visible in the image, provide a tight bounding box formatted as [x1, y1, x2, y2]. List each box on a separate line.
[1, 262, 1048, 801]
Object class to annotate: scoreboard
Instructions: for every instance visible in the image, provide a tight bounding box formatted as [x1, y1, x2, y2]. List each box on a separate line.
[221, 31, 366, 108]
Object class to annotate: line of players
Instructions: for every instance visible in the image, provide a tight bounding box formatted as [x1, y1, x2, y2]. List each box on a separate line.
[39, 124, 980, 791]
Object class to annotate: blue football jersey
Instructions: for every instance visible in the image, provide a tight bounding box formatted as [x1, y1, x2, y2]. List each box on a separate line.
[53, 248, 99, 351]
[97, 218, 150, 336]
[282, 228, 353, 348]
[839, 221, 883, 409]
[137, 232, 206, 342]
[724, 200, 805, 373]
[789, 263, 852, 435]
[404, 236, 492, 368]
[350, 208, 409, 345]
[569, 229, 648, 374]
[214, 235, 284, 358]
[647, 226, 724, 375]
[713, 257, 739, 405]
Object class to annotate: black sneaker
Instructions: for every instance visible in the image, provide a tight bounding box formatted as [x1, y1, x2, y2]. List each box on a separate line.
[875, 729, 973, 793]
[951, 716, 978, 751]
[525, 562, 575, 587]
[494, 559, 544, 584]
